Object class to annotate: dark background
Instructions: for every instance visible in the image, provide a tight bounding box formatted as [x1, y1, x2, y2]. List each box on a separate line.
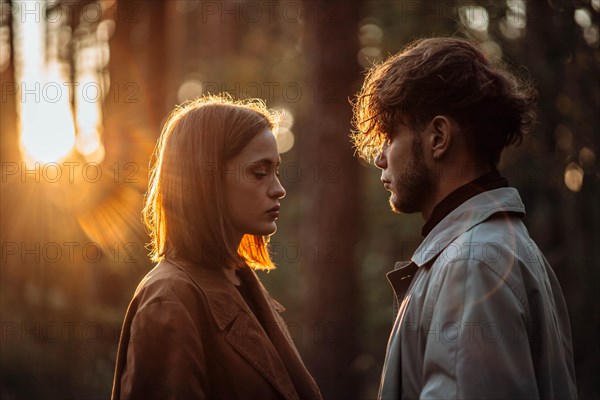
[1, 0, 598, 399]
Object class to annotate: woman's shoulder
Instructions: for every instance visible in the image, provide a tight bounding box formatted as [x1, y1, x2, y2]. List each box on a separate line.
[132, 259, 207, 310]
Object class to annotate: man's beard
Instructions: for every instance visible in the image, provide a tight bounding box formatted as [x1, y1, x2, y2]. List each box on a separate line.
[389, 137, 435, 214]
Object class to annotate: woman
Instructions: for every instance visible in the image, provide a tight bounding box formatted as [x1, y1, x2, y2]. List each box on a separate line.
[111, 95, 322, 400]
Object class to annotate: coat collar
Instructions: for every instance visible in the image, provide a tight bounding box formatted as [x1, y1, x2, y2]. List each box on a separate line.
[412, 187, 525, 267]
[386, 261, 419, 319]
[166, 259, 246, 330]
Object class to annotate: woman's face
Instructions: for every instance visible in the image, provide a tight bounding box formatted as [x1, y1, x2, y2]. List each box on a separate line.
[224, 129, 286, 242]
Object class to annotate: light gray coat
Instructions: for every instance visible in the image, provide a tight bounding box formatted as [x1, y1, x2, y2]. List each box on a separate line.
[379, 188, 577, 399]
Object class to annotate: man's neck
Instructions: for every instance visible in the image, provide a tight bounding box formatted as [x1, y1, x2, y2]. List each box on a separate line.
[422, 163, 492, 221]
[420, 169, 509, 237]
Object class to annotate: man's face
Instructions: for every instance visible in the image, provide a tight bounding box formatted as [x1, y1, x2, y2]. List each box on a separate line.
[375, 123, 435, 214]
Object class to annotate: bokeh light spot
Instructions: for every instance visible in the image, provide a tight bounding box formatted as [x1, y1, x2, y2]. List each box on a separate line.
[274, 127, 294, 154]
[177, 79, 204, 102]
[460, 6, 489, 33]
[579, 147, 596, 169]
[564, 162, 584, 192]
[574, 8, 592, 29]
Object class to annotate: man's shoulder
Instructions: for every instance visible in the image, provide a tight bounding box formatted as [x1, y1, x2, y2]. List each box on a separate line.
[414, 188, 526, 266]
[435, 214, 546, 303]
[428, 210, 533, 262]
[465, 212, 542, 265]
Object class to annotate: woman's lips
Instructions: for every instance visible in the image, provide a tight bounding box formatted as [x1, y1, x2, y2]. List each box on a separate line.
[267, 205, 280, 218]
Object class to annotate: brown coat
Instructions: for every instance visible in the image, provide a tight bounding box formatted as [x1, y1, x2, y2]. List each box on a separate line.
[111, 259, 322, 400]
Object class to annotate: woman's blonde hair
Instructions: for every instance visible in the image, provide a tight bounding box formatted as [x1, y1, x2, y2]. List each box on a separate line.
[143, 94, 279, 270]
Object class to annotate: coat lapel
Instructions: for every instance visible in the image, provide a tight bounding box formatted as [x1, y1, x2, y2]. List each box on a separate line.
[169, 260, 299, 400]
[387, 261, 418, 320]
[225, 311, 299, 400]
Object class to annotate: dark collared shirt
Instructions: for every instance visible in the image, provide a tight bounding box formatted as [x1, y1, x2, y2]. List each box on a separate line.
[421, 169, 509, 237]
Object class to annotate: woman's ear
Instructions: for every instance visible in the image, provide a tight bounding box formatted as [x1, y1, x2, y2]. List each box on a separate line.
[428, 115, 453, 160]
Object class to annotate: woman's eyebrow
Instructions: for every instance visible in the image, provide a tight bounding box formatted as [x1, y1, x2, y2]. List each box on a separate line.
[249, 158, 281, 166]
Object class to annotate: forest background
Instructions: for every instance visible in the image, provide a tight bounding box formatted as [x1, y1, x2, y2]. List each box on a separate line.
[1, 0, 599, 399]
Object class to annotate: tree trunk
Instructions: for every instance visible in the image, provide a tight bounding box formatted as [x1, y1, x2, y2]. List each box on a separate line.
[298, 1, 364, 399]
[0, 0, 18, 163]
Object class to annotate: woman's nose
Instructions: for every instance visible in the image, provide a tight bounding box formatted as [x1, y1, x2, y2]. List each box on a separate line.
[269, 176, 286, 199]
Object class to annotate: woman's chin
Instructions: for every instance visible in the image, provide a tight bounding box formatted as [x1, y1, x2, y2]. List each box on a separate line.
[247, 223, 277, 237]
[263, 222, 278, 236]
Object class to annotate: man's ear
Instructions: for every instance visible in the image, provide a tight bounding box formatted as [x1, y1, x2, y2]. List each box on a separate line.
[427, 115, 453, 160]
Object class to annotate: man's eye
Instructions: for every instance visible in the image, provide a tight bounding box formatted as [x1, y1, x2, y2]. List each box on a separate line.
[253, 170, 268, 178]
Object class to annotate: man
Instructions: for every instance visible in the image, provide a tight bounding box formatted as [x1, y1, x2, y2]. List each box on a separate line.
[352, 38, 577, 399]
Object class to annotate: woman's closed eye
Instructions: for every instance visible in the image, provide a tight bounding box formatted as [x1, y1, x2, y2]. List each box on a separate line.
[248, 161, 281, 180]
[252, 169, 268, 178]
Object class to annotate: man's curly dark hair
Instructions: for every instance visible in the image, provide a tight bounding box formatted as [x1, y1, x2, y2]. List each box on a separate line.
[351, 37, 537, 166]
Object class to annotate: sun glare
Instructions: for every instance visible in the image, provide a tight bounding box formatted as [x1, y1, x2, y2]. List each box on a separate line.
[19, 61, 77, 165]
[15, 1, 76, 165]
[74, 70, 104, 162]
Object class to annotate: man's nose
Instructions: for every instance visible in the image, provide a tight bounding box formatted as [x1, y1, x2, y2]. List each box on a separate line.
[375, 150, 387, 170]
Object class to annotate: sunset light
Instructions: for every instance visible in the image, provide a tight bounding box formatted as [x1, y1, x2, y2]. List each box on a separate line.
[14, 0, 105, 166]
[19, 62, 77, 164]
[14, 1, 76, 165]
[1, 1, 598, 399]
